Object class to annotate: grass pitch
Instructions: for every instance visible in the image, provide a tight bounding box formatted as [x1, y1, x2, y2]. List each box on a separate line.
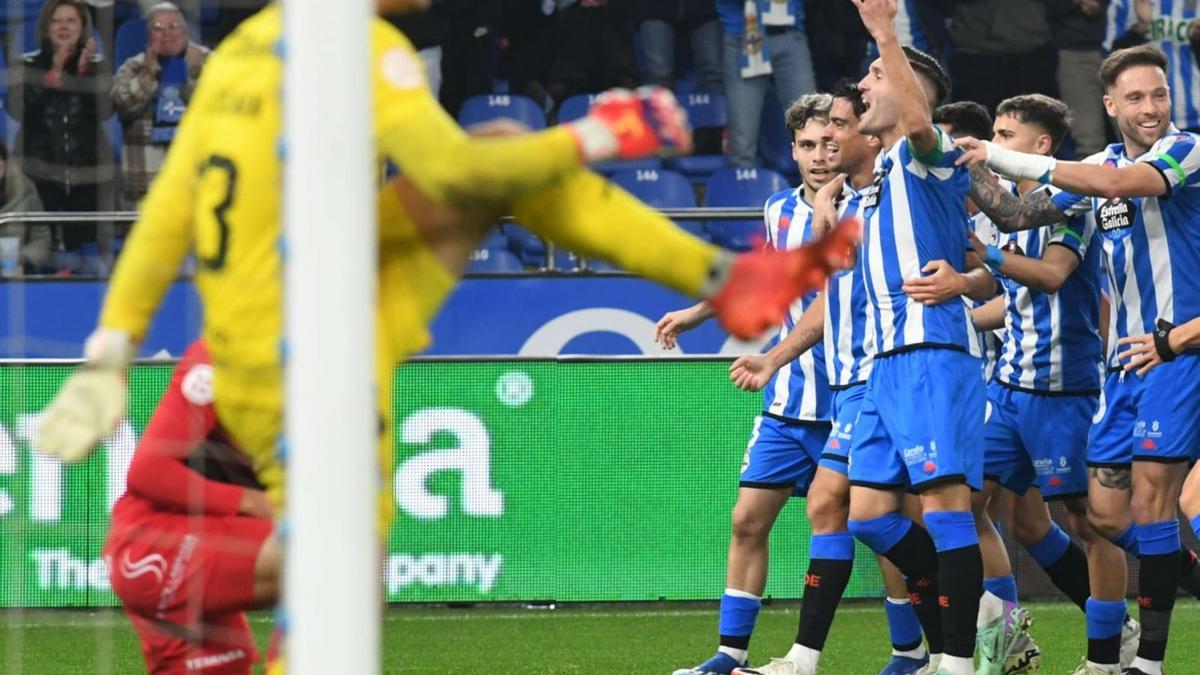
[3, 601, 1200, 673]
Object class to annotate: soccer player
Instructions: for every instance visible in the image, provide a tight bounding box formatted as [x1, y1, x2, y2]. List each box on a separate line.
[105, 340, 278, 674]
[658, 93, 838, 675]
[955, 44, 1200, 675]
[964, 94, 1112, 674]
[842, 2, 986, 674]
[721, 83, 932, 675]
[36, 1, 854, 525]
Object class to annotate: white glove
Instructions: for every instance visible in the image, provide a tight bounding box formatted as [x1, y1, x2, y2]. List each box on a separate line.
[37, 329, 134, 463]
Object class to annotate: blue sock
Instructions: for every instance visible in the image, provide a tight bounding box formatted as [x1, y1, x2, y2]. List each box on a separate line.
[810, 531, 855, 561]
[923, 510, 978, 552]
[1086, 597, 1126, 639]
[1137, 519, 1181, 556]
[1025, 524, 1071, 568]
[984, 575, 1019, 603]
[848, 512, 913, 554]
[718, 589, 761, 648]
[1113, 524, 1139, 555]
[884, 597, 923, 651]
[1192, 514, 1200, 541]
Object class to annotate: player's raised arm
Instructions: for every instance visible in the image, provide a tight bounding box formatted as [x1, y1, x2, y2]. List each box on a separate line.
[370, 20, 685, 208]
[853, 0, 938, 153]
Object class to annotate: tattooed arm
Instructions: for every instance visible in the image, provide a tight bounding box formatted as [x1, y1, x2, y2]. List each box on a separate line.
[968, 166, 1068, 233]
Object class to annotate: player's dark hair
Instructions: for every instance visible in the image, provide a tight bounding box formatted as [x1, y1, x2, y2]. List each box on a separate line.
[996, 94, 1073, 153]
[1099, 45, 1168, 90]
[786, 92, 833, 135]
[902, 45, 950, 110]
[832, 79, 867, 118]
[933, 101, 993, 141]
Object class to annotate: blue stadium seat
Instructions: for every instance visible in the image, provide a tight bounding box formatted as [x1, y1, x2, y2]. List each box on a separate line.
[467, 248, 523, 273]
[6, 114, 19, 149]
[586, 257, 622, 273]
[458, 94, 546, 131]
[610, 168, 704, 239]
[670, 91, 728, 181]
[114, 18, 146, 70]
[557, 93, 662, 174]
[549, 247, 579, 272]
[104, 115, 122, 164]
[480, 226, 508, 252]
[504, 222, 546, 267]
[704, 166, 790, 251]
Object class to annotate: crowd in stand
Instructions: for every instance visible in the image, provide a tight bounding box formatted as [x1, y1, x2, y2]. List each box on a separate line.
[0, 0, 1192, 276]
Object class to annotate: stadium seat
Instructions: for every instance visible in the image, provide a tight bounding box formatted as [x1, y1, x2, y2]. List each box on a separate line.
[610, 168, 705, 240]
[458, 94, 546, 131]
[467, 247, 523, 273]
[585, 257, 622, 273]
[669, 91, 727, 181]
[549, 247, 579, 272]
[104, 115, 123, 164]
[704, 166, 790, 251]
[504, 222, 546, 267]
[480, 225, 508, 252]
[6, 114, 19, 149]
[557, 92, 662, 175]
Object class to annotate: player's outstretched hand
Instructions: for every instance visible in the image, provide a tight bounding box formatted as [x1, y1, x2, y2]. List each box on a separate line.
[654, 306, 706, 350]
[709, 217, 860, 340]
[729, 354, 774, 392]
[952, 136, 990, 168]
[566, 86, 693, 164]
[902, 259, 968, 306]
[851, 0, 899, 40]
[37, 329, 133, 463]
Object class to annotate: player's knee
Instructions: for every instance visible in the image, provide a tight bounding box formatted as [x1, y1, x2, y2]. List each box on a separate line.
[807, 490, 849, 534]
[1086, 501, 1127, 541]
[730, 504, 773, 543]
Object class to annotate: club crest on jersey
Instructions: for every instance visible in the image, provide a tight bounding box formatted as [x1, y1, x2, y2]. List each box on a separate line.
[1097, 197, 1136, 234]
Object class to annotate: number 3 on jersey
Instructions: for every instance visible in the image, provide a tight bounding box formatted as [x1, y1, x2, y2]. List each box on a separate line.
[196, 155, 237, 271]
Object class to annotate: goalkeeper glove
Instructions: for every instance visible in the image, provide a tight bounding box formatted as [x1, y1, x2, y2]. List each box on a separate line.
[37, 328, 134, 463]
[566, 86, 693, 163]
[708, 216, 861, 340]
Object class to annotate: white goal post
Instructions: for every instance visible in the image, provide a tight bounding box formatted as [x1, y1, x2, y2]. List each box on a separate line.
[283, 0, 379, 672]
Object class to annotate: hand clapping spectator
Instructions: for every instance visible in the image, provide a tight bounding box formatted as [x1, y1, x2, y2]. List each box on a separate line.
[7, 0, 115, 265]
[111, 2, 209, 207]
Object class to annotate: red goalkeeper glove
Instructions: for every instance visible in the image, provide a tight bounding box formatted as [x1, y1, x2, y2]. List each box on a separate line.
[566, 86, 693, 163]
[708, 217, 861, 340]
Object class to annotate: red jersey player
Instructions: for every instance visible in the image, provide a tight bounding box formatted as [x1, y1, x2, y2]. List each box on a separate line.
[104, 340, 280, 674]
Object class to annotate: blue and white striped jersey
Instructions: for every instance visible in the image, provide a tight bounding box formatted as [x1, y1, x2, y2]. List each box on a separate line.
[860, 128, 980, 357]
[762, 188, 830, 421]
[716, 0, 805, 35]
[969, 208, 1004, 381]
[1104, 1, 1200, 129]
[994, 187, 1104, 393]
[1052, 130, 1200, 368]
[824, 183, 876, 388]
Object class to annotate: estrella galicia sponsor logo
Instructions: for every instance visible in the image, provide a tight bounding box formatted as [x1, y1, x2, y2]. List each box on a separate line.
[1097, 197, 1136, 234]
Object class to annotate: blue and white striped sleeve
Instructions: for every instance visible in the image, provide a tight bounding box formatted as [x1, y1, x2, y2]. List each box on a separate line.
[1141, 132, 1200, 195]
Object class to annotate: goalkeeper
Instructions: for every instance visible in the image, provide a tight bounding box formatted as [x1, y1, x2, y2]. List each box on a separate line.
[38, 2, 855, 532]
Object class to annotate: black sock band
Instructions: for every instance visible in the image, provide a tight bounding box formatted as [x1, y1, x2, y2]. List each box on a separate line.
[1087, 637, 1121, 665]
[796, 558, 854, 650]
[882, 524, 943, 654]
[1138, 552, 1180, 662]
[719, 634, 750, 651]
[1043, 541, 1090, 611]
[937, 545, 984, 658]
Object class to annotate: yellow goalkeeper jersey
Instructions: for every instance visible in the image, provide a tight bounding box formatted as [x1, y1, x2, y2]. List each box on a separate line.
[99, 4, 582, 400]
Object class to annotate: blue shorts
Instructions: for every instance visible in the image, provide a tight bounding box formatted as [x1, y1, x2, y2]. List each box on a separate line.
[983, 382, 1095, 500]
[820, 384, 865, 476]
[740, 413, 831, 496]
[848, 348, 986, 491]
[1130, 354, 1200, 463]
[1087, 369, 1134, 466]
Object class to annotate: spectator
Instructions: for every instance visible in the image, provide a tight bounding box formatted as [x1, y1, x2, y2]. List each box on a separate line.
[7, 0, 116, 259]
[544, 0, 638, 103]
[1047, 0, 1109, 158]
[631, 0, 723, 93]
[1109, 0, 1200, 132]
[499, 0, 556, 106]
[0, 140, 53, 275]
[805, 0, 870, 91]
[111, 2, 209, 207]
[717, 0, 816, 167]
[950, 0, 1058, 113]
